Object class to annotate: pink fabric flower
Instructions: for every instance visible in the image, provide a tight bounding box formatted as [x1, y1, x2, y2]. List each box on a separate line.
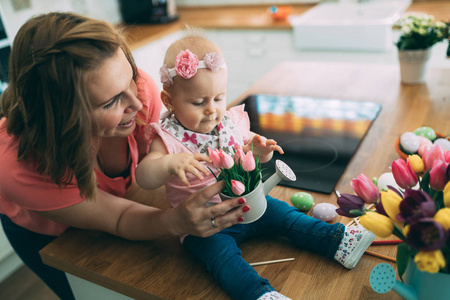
[203, 52, 225, 72]
[391, 158, 419, 189]
[159, 65, 173, 86]
[175, 49, 199, 79]
[219, 149, 234, 169]
[350, 173, 380, 204]
[430, 160, 449, 191]
[422, 144, 446, 172]
[242, 151, 256, 172]
[208, 148, 221, 168]
[231, 180, 246, 196]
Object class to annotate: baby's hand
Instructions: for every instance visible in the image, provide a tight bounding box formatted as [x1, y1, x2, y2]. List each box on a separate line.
[168, 153, 212, 186]
[246, 134, 284, 157]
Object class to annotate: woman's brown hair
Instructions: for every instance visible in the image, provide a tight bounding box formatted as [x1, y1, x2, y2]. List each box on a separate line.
[0, 12, 138, 200]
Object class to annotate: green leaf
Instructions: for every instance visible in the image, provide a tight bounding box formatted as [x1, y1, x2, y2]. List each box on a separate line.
[434, 190, 444, 211]
[396, 243, 412, 282]
[349, 209, 365, 216]
[420, 171, 430, 194]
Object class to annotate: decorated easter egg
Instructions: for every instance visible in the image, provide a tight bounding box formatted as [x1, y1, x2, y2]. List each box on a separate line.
[417, 136, 433, 156]
[377, 172, 400, 191]
[291, 192, 314, 210]
[434, 138, 450, 151]
[413, 127, 436, 141]
[417, 136, 432, 148]
[400, 132, 419, 153]
[312, 203, 338, 221]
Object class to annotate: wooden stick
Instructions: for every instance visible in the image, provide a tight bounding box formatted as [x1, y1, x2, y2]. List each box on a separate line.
[364, 250, 396, 263]
[249, 258, 295, 266]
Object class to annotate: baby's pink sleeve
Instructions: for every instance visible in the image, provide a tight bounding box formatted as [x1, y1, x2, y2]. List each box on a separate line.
[144, 123, 158, 142]
[227, 104, 251, 144]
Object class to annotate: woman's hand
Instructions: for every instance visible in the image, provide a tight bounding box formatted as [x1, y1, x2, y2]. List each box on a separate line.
[168, 153, 212, 186]
[171, 181, 249, 237]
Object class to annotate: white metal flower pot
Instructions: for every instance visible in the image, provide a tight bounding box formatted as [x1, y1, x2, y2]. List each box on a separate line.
[219, 160, 296, 224]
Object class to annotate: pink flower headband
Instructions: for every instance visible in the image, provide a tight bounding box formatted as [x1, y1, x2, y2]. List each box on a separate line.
[160, 49, 227, 86]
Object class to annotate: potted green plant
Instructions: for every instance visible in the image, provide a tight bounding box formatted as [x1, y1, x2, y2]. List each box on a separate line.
[394, 13, 447, 84]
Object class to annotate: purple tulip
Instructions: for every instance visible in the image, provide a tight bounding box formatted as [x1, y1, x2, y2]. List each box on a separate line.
[375, 200, 389, 217]
[350, 173, 380, 204]
[391, 158, 418, 189]
[429, 160, 449, 191]
[406, 218, 447, 251]
[398, 189, 436, 223]
[336, 194, 366, 217]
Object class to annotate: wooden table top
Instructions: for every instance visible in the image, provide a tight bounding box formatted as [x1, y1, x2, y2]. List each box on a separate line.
[40, 62, 450, 300]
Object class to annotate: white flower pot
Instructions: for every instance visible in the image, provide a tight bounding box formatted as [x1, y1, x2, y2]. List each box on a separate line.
[398, 49, 432, 85]
[220, 181, 267, 224]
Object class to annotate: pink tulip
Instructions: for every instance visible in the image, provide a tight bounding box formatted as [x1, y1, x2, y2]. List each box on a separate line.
[429, 160, 449, 191]
[422, 144, 446, 172]
[208, 148, 221, 168]
[445, 151, 450, 164]
[350, 173, 380, 204]
[242, 151, 256, 171]
[391, 158, 419, 189]
[219, 149, 234, 169]
[234, 147, 245, 164]
[231, 180, 246, 196]
[418, 144, 431, 157]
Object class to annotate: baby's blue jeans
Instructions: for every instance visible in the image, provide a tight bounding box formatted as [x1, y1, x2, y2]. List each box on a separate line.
[183, 195, 345, 300]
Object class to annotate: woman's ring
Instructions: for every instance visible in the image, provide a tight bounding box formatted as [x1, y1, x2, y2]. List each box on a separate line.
[211, 217, 218, 228]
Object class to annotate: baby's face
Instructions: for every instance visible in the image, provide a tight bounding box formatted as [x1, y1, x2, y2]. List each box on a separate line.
[170, 68, 227, 134]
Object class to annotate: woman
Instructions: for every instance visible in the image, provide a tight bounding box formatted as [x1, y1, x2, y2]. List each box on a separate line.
[0, 12, 246, 299]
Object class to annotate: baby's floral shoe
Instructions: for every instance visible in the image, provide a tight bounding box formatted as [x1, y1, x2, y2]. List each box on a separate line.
[257, 291, 291, 300]
[334, 224, 375, 269]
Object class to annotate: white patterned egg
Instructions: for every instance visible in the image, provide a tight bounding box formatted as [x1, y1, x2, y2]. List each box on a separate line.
[377, 172, 400, 191]
[434, 138, 450, 151]
[400, 132, 420, 153]
[312, 203, 338, 222]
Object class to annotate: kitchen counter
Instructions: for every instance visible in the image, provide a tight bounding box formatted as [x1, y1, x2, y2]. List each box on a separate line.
[40, 61, 450, 300]
[124, 2, 450, 51]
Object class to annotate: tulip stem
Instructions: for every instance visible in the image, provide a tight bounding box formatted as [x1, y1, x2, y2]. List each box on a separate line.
[393, 224, 406, 242]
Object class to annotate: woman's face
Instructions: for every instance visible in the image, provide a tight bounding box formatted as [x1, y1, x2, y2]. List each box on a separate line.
[88, 48, 142, 138]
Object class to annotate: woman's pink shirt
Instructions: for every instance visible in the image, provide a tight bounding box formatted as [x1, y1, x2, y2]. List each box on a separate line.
[0, 70, 161, 236]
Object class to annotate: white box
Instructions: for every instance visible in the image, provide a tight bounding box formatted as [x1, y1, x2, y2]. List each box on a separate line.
[289, 1, 411, 52]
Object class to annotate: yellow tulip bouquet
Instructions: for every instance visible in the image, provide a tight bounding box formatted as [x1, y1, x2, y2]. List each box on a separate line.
[336, 144, 450, 278]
